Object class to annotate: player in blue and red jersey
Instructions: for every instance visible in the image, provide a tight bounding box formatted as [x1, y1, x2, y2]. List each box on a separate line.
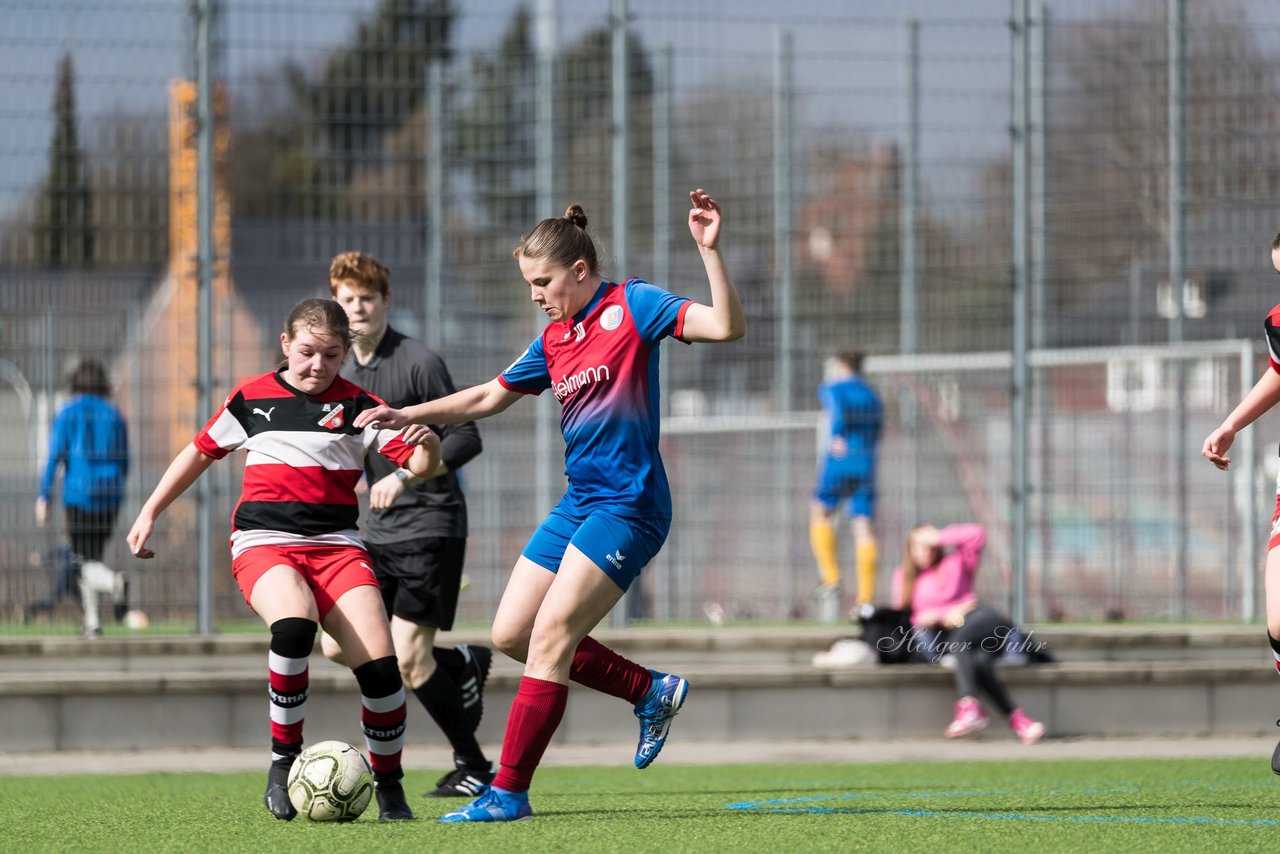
[1203, 232, 1280, 777]
[126, 299, 441, 822]
[355, 188, 745, 822]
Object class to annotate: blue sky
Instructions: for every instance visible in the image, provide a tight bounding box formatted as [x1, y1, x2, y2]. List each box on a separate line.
[4, 0, 1277, 221]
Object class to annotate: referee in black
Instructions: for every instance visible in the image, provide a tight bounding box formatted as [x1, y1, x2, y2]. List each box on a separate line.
[323, 251, 495, 798]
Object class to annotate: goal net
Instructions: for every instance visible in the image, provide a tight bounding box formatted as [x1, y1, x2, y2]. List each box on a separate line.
[646, 339, 1261, 624]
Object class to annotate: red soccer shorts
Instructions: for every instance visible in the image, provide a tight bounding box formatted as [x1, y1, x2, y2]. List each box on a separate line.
[232, 543, 379, 618]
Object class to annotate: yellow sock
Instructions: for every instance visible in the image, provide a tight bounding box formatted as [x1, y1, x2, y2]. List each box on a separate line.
[809, 520, 841, 588]
[855, 540, 878, 605]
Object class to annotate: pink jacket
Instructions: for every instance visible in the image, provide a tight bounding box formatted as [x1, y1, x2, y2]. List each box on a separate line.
[891, 524, 986, 628]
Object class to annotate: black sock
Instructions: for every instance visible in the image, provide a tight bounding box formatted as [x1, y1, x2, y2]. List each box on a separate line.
[413, 667, 487, 768]
[1268, 633, 1280, 657]
[431, 645, 465, 677]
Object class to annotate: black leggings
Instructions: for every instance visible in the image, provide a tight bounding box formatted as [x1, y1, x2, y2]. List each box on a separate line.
[943, 604, 1019, 717]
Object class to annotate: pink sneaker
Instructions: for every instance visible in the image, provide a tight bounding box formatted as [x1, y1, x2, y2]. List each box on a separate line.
[1009, 708, 1045, 745]
[944, 696, 988, 738]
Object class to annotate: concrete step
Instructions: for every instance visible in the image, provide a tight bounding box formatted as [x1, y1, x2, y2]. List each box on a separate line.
[4, 658, 1273, 753]
[0, 623, 1268, 670]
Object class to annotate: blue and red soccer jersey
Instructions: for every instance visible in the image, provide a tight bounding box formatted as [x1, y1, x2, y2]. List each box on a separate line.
[193, 370, 417, 557]
[499, 278, 691, 520]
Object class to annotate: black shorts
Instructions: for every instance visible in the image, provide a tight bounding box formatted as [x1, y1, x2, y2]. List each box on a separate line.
[66, 505, 120, 562]
[366, 536, 466, 630]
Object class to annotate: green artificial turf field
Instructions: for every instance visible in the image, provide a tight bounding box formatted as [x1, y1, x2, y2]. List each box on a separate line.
[2, 756, 1275, 853]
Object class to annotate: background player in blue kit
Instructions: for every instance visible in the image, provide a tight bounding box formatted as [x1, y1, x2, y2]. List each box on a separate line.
[809, 350, 883, 618]
[355, 188, 745, 823]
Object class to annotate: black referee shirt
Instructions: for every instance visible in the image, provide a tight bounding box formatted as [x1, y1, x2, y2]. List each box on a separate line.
[342, 326, 482, 544]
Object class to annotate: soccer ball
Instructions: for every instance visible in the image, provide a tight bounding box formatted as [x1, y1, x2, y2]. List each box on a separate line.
[286, 740, 374, 822]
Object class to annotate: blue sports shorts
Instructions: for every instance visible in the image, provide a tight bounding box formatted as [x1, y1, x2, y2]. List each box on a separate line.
[813, 460, 876, 519]
[521, 500, 670, 592]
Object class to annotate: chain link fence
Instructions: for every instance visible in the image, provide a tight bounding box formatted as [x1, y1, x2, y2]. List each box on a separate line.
[3, 0, 1279, 632]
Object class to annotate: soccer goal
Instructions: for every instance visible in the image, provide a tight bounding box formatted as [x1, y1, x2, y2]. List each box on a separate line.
[650, 339, 1260, 624]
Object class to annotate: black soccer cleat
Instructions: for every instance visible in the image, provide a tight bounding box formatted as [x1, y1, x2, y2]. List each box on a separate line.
[1271, 737, 1280, 776]
[423, 762, 494, 798]
[458, 643, 492, 732]
[264, 756, 297, 821]
[375, 776, 415, 821]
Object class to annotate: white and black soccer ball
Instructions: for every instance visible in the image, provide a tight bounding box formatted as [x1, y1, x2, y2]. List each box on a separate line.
[286, 740, 374, 822]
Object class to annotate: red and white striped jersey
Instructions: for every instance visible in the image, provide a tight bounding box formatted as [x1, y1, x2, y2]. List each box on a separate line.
[1266, 303, 1280, 373]
[193, 370, 416, 557]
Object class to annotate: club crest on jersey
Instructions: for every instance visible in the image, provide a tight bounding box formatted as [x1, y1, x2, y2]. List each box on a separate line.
[600, 305, 623, 331]
[317, 403, 345, 429]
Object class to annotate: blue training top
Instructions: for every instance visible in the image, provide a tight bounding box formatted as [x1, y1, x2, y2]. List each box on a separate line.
[818, 376, 882, 472]
[39, 394, 130, 512]
[500, 278, 692, 519]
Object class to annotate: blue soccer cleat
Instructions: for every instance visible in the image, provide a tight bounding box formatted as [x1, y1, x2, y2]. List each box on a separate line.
[438, 786, 533, 823]
[633, 669, 688, 769]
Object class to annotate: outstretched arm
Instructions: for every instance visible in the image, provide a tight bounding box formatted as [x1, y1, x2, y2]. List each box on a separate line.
[1203, 368, 1280, 471]
[126, 443, 216, 558]
[353, 377, 524, 431]
[677, 188, 746, 343]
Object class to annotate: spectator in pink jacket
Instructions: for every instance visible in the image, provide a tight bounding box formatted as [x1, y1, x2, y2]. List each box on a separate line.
[892, 523, 1045, 744]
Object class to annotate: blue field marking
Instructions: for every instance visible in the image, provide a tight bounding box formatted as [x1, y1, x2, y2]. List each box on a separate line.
[726, 784, 1277, 827]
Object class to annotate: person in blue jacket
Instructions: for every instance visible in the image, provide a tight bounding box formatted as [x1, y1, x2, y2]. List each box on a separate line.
[28, 359, 130, 635]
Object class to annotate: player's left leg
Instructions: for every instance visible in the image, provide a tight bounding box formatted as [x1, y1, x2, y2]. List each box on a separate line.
[849, 481, 880, 606]
[322, 560, 412, 822]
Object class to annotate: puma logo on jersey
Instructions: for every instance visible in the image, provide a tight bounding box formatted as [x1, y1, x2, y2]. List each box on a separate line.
[317, 403, 345, 429]
[252, 407, 275, 421]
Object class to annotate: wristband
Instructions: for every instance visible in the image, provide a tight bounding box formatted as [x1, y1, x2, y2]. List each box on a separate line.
[394, 468, 413, 484]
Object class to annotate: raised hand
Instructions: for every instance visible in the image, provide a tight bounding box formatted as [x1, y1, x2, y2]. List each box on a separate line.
[688, 188, 722, 250]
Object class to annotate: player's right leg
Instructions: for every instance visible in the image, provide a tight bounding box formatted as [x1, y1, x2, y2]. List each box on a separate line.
[393, 617, 494, 798]
[441, 555, 555, 823]
[244, 557, 320, 821]
[808, 497, 843, 606]
[1262, 544, 1280, 773]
